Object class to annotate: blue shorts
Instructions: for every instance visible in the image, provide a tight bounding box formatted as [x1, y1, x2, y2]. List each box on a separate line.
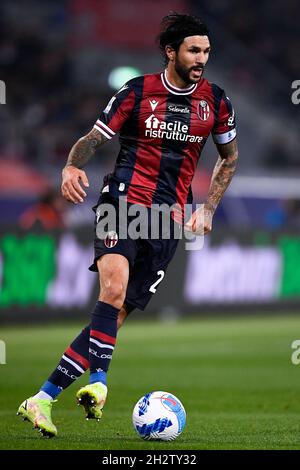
[89, 194, 180, 310]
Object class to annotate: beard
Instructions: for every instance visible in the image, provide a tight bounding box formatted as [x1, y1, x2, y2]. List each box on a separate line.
[174, 57, 204, 85]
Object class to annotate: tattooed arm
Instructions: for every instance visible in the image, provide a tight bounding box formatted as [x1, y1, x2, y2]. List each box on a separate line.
[185, 138, 238, 234]
[205, 138, 238, 213]
[61, 129, 108, 204]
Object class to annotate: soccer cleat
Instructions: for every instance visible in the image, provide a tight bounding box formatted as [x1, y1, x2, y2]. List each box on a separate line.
[76, 382, 107, 420]
[17, 397, 57, 438]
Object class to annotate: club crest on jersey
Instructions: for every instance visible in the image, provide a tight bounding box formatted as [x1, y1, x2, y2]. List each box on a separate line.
[104, 231, 118, 248]
[197, 100, 210, 121]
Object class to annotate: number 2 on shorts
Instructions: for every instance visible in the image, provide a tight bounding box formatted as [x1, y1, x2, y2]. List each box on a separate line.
[149, 270, 165, 293]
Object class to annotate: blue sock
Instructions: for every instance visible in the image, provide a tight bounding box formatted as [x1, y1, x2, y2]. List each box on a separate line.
[40, 380, 63, 399]
[90, 370, 107, 385]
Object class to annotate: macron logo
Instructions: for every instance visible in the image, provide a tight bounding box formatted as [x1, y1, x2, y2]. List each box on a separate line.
[145, 114, 160, 129]
[149, 99, 159, 111]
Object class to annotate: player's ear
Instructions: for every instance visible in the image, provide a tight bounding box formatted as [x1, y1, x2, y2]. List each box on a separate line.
[165, 45, 175, 62]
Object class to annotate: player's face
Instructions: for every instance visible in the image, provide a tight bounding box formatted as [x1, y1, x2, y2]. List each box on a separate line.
[174, 35, 210, 84]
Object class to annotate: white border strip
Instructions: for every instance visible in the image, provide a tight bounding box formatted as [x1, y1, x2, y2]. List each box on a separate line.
[163, 70, 196, 92]
[212, 128, 236, 144]
[90, 338, 114, 351]
[93, 124, 112, 140]
[161, 72, 197, 96]
[97, 119, 116, 136]
[228, 175, 300, 198]
[62, 355, 85, 374]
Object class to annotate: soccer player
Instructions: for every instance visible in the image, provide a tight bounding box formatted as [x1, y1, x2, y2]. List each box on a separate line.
[17, 13, 238, 437]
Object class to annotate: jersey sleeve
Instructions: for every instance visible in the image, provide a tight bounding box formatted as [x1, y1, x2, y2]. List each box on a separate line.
[93, 82, 136, 140]
[212, 92, 236, 145]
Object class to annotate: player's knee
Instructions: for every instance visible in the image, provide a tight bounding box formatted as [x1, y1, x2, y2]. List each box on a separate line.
[100, 282, 126, 309]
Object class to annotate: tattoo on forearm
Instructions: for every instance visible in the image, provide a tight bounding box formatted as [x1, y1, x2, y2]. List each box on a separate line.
[65, 129, 108, 168]
[211, 156, 223, 181]
[206, 139, 238, 212]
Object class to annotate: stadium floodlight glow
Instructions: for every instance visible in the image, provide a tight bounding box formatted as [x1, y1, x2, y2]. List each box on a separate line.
[108, 66, 142, 90]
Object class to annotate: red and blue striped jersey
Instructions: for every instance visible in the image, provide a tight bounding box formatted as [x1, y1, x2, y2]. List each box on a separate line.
[94, 71, 236, 209]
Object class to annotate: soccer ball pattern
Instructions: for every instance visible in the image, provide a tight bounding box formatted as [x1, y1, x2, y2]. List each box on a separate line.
[132, 391, 186, 441]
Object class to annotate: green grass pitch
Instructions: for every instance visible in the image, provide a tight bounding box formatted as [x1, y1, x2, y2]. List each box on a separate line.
[0, 314, 300, 450]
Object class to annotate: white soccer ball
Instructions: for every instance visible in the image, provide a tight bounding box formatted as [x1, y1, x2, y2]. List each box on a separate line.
[132, 391, 186, 441]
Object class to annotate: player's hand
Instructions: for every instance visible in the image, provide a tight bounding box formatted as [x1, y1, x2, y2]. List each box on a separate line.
[61, 165, 89, 204]
[184, 204, 214, 235]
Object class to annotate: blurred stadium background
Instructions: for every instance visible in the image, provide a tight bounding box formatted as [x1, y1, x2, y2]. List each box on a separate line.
[0, 0, 299, 321]
[1, 0, 300, 451]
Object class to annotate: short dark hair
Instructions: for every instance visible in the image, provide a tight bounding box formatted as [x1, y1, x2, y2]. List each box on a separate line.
[158, 13, 210, 64]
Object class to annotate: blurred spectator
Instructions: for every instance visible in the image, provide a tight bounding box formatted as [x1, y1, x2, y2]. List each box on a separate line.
[265, 198, 300, 230]
[263, 136, 295, 169]
[19, 188, 66, 230]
